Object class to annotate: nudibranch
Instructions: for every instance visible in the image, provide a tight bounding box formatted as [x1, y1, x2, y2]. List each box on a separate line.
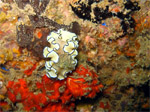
[43, 29, 78, 80]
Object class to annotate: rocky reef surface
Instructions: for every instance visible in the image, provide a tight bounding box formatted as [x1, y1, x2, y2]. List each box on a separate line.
[0, 0, 149, 111]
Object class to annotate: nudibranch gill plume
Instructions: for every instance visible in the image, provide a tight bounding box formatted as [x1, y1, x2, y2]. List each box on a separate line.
[43, 29, 78, 80]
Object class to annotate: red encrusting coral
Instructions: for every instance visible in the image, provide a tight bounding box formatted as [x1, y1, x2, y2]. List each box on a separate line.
[7, 79, 29, 103]
[7, 78, 73, 111]
[6, 64, 103, 111]
[67, 65, 103, 98]
[36, 75, 70, 102]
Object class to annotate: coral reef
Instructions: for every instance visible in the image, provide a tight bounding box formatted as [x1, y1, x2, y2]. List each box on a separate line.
[16, 14, 74, 59]
[135, 29, 150, 68]
[71, 0, 140, 36]
[0, 0, 149, 111]
[5, 65, 103, 111]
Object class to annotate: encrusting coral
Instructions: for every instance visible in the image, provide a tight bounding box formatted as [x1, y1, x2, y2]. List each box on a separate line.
[43, 29, 78, 80]
[6, 65, 103, 111]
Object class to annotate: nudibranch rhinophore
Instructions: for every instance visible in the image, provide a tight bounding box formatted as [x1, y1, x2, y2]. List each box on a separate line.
[43, 29, 78, 80]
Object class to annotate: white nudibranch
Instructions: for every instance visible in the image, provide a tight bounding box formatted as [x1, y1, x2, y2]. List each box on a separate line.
[43, 29, 78, 80]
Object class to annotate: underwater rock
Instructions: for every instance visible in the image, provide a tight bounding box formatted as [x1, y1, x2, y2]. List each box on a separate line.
[71, 0, 140, 36]
[12, 0, 80, 59]
[135, 29, 150, 68]
[2, 0, 50, 15]
[17, 10, 80, 58]
[16, 15, 80, 59]
[16, 14, 72, 59]
[17, 24, 50, 58]
[15, 0, 50, 15]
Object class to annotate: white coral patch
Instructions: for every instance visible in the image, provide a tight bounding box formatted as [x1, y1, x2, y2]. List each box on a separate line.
[43, 29, 79, 80]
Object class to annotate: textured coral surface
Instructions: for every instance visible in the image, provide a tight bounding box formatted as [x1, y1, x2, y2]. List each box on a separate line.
[0, 0, 150, 111]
